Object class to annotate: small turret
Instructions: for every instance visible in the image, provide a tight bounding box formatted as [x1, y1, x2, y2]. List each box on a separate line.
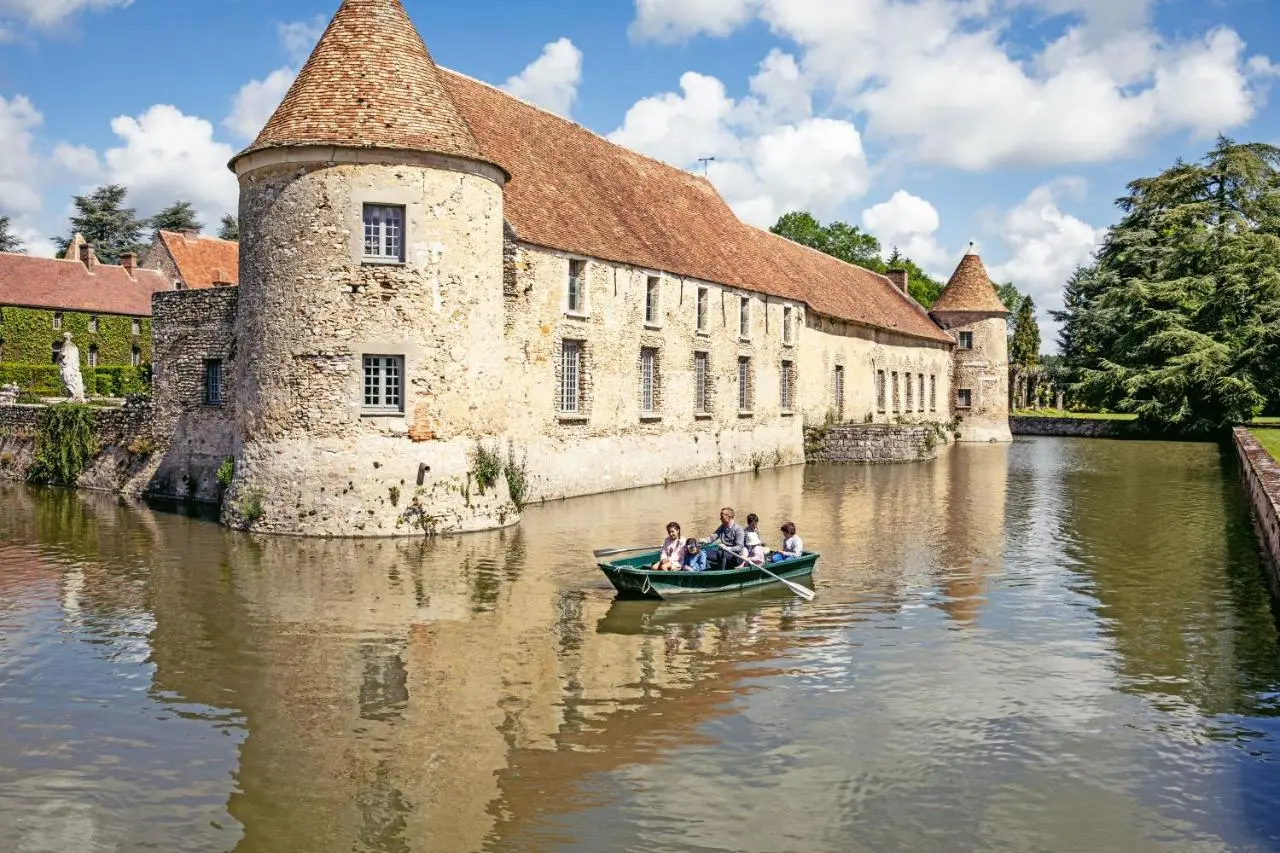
[931, 245, 1012, 443]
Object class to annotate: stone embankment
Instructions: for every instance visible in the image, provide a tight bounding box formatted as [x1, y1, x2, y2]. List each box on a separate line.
[1234, 428, 1280, 597]
[1010, 416, 1128, 438]
[804, 423, 945, 464]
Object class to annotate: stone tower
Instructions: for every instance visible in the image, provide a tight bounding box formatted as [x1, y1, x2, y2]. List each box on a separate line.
[224, 0, 515, 536]
[931, 247, 1012, 443]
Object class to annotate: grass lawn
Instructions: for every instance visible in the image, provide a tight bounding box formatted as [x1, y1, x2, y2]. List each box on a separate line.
[1011, 409, 1138, 421]
[1251, 416, 1280, 425]
[1251, 428, 1280, 461]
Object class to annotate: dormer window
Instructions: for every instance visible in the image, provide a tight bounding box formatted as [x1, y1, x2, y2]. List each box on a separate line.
[363, 204, 405, 263]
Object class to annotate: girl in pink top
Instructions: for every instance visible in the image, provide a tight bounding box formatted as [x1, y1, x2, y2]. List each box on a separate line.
[654, 522, 684, 571]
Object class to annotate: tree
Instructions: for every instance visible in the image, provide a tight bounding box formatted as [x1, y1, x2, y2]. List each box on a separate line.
[995, 281, 1025, 313]
[1010, 295, 1041, 370]
[218, 214, 239, 241]
[149, 201, 203, 235]
[771, 211, 883, 269]
[0, 215, 26, 253]
[1055, 137, 1280, 435]
[885, 248, 944, 308]
[55, 185, 146, 265]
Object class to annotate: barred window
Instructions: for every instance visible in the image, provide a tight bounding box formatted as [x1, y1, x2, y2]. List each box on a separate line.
[876, 370, 886, 413]
[560, 340, 582, 413]
[204, 359, 224, 405]
[780, 360, 794, 411]
[640, 347, 658, 414]
[930, 375, 937, 411]
[835, 365, 845, 418]
[957, 388, 973, 409]
[738, 356, 753, 411]
[739, 296, 750, 338]
[892, 372, 900, 413]
[363, 204, 405, 262]
[694, 351, 710, 414]
[131, 347, 141, 368]
[783, 306, 794, 344]
[905, 372, 914, 411]
[568, 260, 586, 314]
[363, 355, 404, 413]
[645, 277, 660, 325]
[87, 345, 98, 369]
[53, 312, 63, 330]
[918, 374, 925, 413]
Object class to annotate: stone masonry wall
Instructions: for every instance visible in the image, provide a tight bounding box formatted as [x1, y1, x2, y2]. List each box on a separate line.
[934, 311, 1011, 443]
[804, 423, 944, 464]
[1010, 416, 1128, 438]
[0, 401, 158, 494]
[1234, 428, 1280, 598]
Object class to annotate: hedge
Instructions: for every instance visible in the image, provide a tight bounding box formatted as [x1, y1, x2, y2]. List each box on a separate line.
[0, 363, 150, 397]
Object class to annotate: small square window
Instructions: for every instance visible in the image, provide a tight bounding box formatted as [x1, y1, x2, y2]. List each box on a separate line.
[645, 277, 660, 325]
[696, 287, 709, 332]
[567, 260, 586, 314]
[363, 355, 404, 414]
[957, 388, 973, 409]
[958, 331, 974, 350]
[363, 204, 406, 263]
[739, 296, 750, 339]
[204, 359, 224, 405]
[53, 312, 63, 330]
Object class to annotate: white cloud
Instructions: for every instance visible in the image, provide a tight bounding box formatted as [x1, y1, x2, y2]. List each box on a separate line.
[225, 67, 296, 141]
[104, 105, 238, 224]
[610, 54, 868, 227]
[0, 0, 130, 28]
[278, 14, 327, 65]
[502, 38, 583, 118]
[861, 190, 952, 277]
[0, 94, 43, 218]
[629, 0, 1275, 171]
[50, 142, 100, 180]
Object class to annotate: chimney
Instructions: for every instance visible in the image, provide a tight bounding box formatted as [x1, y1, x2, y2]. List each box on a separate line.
[886, 269, 909, 294]
[79, 244, 97, 270]
[213, 268, 232, 287]
[182, 229, 200, 242]
[119, 252, 137, 277]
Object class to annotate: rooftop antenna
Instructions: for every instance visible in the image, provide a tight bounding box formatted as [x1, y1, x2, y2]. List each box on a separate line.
[697, 156, 716, 176]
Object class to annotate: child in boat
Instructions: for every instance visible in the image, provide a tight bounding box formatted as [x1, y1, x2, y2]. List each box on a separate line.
[743, 514, 766, 565]
[682, 539, 708, 572]
[779, 522, 804, 559]
[654, 522, 684, 571]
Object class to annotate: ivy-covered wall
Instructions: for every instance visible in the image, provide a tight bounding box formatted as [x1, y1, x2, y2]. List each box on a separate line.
[0, 306, 152, 366]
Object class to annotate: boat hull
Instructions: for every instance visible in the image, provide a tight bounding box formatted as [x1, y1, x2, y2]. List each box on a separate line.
[597, 551, 819, 600]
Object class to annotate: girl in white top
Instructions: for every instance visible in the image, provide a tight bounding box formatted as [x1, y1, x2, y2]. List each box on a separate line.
[655, 522, 684, 571]
[780, 521, 804, 558]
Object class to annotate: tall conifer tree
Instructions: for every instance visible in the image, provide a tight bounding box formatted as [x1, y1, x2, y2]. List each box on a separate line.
[55, 185, 146, 264]
[0, 215, 26, 253]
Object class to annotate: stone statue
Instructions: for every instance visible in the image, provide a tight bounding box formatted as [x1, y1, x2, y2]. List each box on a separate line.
[59, 333, 86, 403]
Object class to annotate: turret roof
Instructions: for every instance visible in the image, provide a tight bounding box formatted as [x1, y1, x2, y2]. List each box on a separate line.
[230, 0, 490, 170]
[932, 249, 1009, 314]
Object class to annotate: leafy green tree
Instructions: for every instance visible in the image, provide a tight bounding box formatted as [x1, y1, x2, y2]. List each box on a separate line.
[55, 185, 146, 265]
[995, 281, 1025, 313]
[217, 214, 239, 241]
[771, 211, 884, 269]
[1010, 295, 1041, 369]
[0, 215, 26, 253]
[1057, 137, 1280, 435]
[885, 247, 944, 307]
[149, 201, 203, 235]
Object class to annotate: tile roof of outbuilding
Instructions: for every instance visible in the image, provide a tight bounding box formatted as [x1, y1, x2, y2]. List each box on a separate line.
[155, 231, 239, 289]
[442, 70, 952, 344]
[932, 251, 1009, 315]
[0, 252, 170, 316]
[231, 0, 492, 171]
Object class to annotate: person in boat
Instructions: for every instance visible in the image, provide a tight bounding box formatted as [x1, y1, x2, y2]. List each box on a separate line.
[654, 522, 684, 571]
[779, 522, 804, 559]
[704, 507, 746, 571]
[743, 514, 766, 565]
[681, 539, 708, 572]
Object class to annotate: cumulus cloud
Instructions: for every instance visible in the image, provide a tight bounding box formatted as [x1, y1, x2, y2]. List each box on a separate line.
[610, 52, 868, 227]
[224, 16, 328, 141]
[629, 0, 1275, 171]
[502, 38, 583, 118]
[0, 94, 43, 218]
[50, 142, 100, 180]
[0, 0, 130, 28]
[104, 105, 238, 226]
[278, 14, 327, 64]
[861, 191, 952, 277]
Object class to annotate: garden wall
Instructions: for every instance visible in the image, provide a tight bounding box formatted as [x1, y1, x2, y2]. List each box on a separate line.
[1234, 428, 1280, 598]
[1010, 416, 1128, 438]
[804, 423, 944, 464]
[0, 402, 161, 494]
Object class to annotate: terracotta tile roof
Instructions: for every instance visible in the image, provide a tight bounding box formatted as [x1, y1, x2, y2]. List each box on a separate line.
[0, 252, 169, 316]
[932, 251, 1009, 314]
[442, 70, 952, 344]
[231, 0, 492, 171]
[155, 231, 239, 289]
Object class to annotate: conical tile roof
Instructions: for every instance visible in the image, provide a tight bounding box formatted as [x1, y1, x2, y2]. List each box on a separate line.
[231, 0, 490, 169]
[931, 248, 1009, 314]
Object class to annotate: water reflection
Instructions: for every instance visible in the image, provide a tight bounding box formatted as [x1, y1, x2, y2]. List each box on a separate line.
[0, 439, 1278, 852]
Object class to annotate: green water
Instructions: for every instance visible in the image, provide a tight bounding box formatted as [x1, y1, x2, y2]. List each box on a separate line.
[1, 438, 1278, 852]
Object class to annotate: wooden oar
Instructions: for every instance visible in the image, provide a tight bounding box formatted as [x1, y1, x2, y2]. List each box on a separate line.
[593, 545, 659, 558]
[729, 550, 816, 601]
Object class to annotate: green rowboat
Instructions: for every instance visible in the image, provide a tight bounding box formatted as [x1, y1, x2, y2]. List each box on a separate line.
[597, 550, 819, 600]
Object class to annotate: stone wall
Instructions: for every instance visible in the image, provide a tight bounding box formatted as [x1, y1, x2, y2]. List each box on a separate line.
[804, 423, 945, 464]
[933, 310, 1011, 443]
[1010, 416, 1128, 438]
[0, 401, 159, 494]
[1234, 428, 1280, 597]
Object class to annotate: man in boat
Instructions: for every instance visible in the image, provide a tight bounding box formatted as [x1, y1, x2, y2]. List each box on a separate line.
[704, 507, 747, 571]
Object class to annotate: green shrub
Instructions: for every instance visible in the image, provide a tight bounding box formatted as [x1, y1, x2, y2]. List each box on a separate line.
[0, 364, 149, 398]
[216, 457, 235, 490]
[472, 441, 503, 494]
[0, 364, 61, 395]
[27, 404, 99, 485]
[503, 441, 529, 511]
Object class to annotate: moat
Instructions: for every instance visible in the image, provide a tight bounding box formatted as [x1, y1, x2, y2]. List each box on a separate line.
[2, 437, 1279, 852]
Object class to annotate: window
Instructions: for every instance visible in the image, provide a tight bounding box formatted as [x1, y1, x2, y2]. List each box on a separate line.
[834, 365, 845, 418]
[567, 260, 586, 314]
[694, 351, 710, 414]
[958, 331, 974, 350]
[131, 318, 141, 336]
[780, 360, 794, 411]
[131, 346, 141, 367]
[363, 204, 405, 262]
[905, 372, 914, 411]
[640, 347, 658, 414]
[51, 342, 62, 365]
[362, 355, 404, 414]
[560, 340, 582, 413]
[204, 359, 224, 405]
[892, 372, 900, 413]
[783, 306, 794, 345]
[645, 277, 660, 325]
[876, 370, 886, 413]
[53, 312, 63, 330]
[89, 316, 99, 334]
[696, 287, 709, 332]
[930, 375, 937, 411]
[739, 296, 750, 338]
[957, 388, 973, 409]
[87, 345, 98, 368]
[738, 356, 753, 411]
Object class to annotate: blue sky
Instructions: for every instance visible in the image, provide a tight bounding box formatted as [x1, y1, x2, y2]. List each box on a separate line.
[2, 0, 1278, 348]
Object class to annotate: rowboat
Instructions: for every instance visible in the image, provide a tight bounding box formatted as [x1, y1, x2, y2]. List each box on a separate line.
[597, 550, 819, 600]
